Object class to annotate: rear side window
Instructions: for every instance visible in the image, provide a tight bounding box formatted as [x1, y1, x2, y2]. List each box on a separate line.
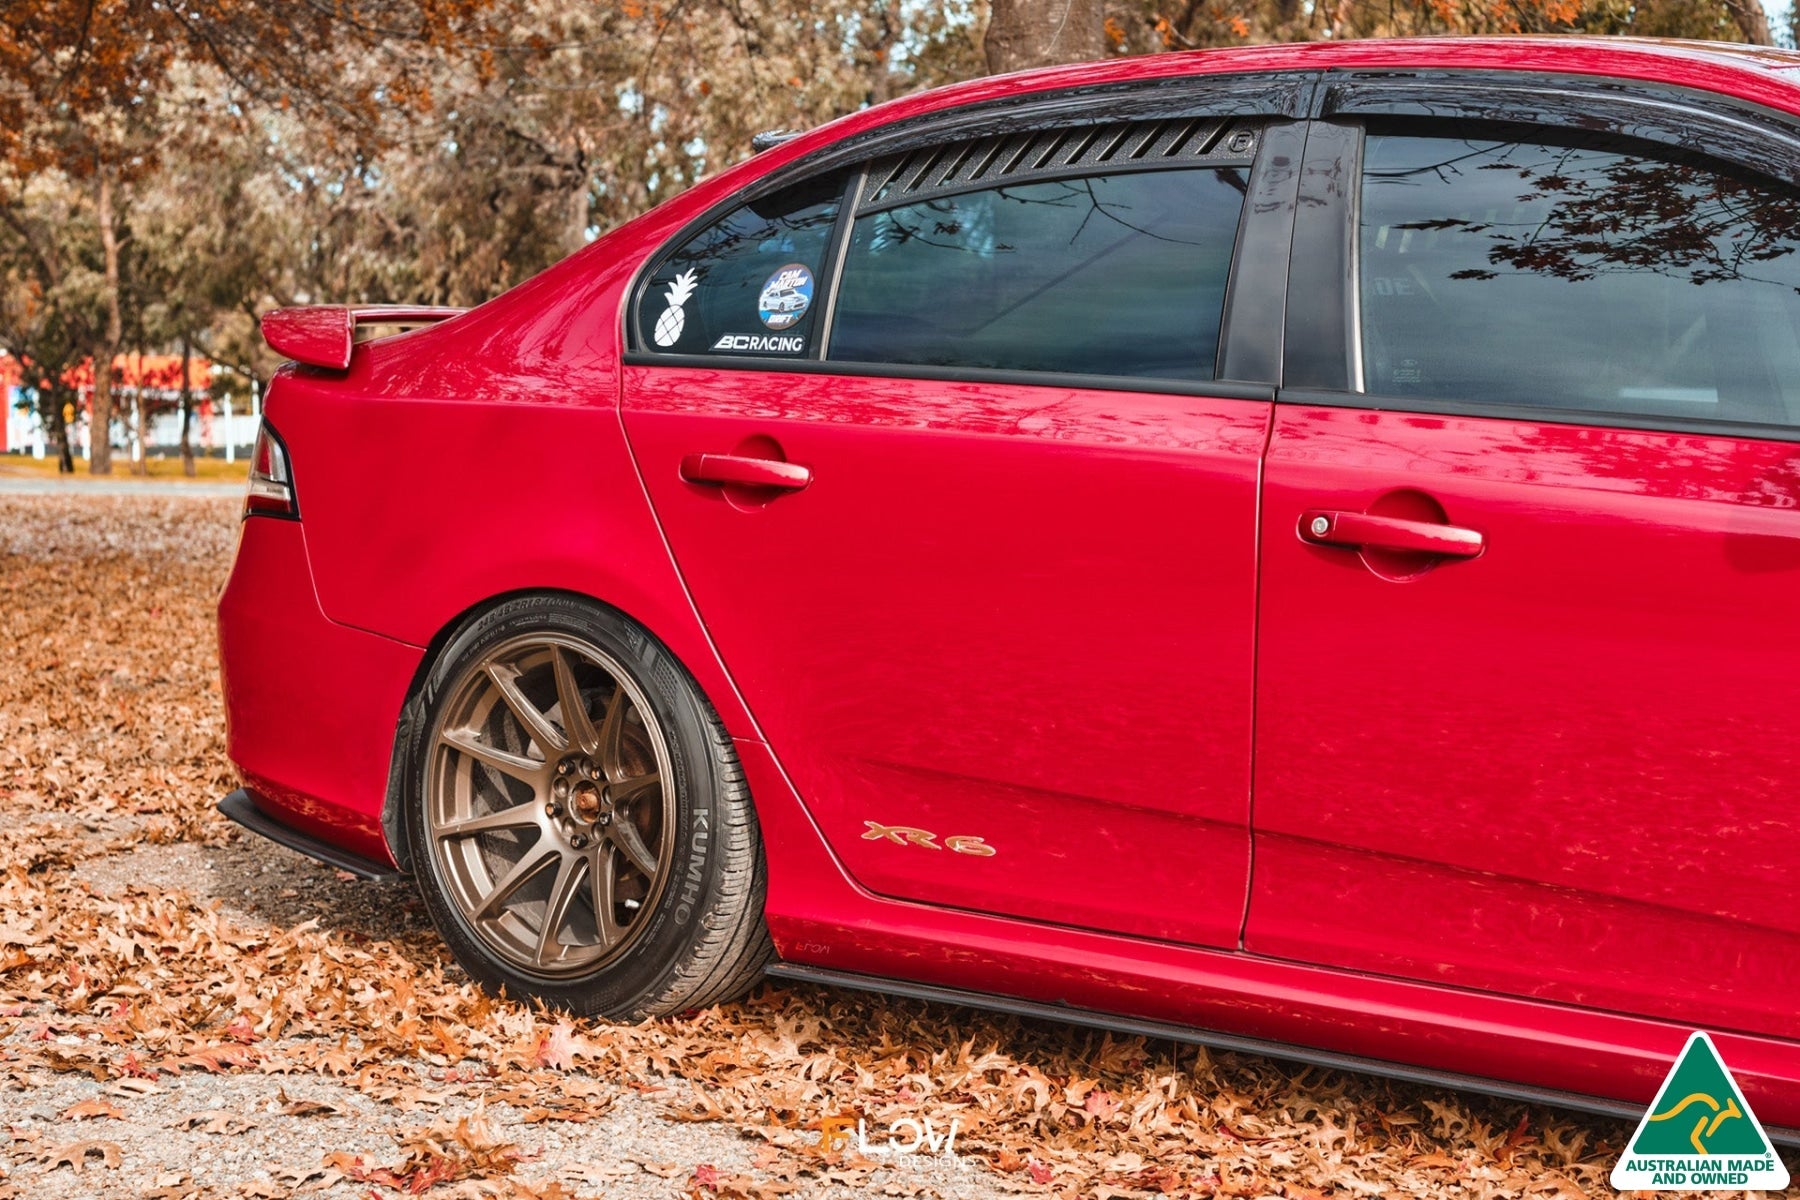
[829, 168, 1248, 381]
[638, 174, 844, 357]
[1358, 126, 1800, 425]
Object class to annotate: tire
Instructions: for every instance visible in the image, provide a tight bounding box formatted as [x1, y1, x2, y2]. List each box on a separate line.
[400, 593, 773, 1019]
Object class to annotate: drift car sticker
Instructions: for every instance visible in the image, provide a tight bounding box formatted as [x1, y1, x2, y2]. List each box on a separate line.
[653, 268, 700, 347]
[758, 263, 814, 330]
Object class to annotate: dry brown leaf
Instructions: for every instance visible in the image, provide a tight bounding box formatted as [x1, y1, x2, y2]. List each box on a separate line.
[177, 1109, 256, 1135]
[276, 1087, 343, 1118]
[627, 1156, 687, 1178]
[44, 1138, 123, 1172]
[59, 1097, 124, 1120]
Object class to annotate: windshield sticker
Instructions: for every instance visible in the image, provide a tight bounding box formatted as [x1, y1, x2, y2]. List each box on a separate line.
[757, 263, 813, 330]
[713, 332, 805, 354]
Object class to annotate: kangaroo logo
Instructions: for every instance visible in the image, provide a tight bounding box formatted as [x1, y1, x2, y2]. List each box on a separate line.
[1647, 1091, 1744, 1155]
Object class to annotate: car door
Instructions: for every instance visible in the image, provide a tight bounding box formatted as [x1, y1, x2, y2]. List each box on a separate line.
[1250, 80, 1800, 1039]
[621, 105, 1305, 947]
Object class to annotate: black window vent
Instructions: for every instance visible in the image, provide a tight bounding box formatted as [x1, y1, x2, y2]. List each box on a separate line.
[859, 118, 1258, 214]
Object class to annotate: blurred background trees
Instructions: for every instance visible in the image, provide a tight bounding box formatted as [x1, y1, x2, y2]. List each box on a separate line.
[0, 0, 1778, 470]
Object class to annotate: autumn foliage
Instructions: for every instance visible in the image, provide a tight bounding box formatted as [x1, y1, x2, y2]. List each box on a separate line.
[0, 0, 504, 171]
[0, 0, 1776, 472]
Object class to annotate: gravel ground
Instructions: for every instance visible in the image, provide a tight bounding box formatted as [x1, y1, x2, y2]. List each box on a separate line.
[0, 476, 246, 497]
[16, 832, 1021, 1200]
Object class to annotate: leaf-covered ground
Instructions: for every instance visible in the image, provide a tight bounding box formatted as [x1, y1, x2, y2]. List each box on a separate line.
[0, 493, 1787, 1199]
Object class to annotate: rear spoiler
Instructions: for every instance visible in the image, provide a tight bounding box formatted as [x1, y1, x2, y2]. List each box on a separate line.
[261, 305, 467, 370]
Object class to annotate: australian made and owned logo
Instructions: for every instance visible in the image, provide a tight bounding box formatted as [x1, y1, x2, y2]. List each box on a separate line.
[1611, 1032, 1790, 1191]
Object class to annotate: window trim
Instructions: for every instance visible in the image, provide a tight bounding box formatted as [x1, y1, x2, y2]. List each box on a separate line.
[1318, 70, 1800, 167]
[624, 70, 1319, 380]
[1219, 121, 1305, 385]
[1280, 119, 1361, 393]
[615, 351, 1277, 403]
[1280, 387, 1800, 447]
[1282, 71, 1800, 438]
[812, 168, 867, 361]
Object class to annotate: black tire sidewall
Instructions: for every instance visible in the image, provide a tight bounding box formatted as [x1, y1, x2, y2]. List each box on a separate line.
[403, 593, 733, 1016]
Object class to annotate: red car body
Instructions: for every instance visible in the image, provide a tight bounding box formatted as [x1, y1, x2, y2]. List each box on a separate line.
[219, 36, 1800, 1135]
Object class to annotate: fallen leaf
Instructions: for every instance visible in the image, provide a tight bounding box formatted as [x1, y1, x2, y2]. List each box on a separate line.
[277, 1088, 343, 1118]
[60, 1098, 123, 1121]
[45, 1139, 123, 1172]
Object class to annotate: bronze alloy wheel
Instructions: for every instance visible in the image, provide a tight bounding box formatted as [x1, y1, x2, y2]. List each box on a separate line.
[424, 633, 675, 978]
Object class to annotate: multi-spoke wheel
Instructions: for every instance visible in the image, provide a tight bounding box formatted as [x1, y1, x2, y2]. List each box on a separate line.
[427, 634, 673, 975]
[403, 595, 773, 1018]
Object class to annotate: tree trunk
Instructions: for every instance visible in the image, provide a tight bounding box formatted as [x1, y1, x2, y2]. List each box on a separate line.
[50, 387, 75, 474]
[179, 335, 196, 477]
[983, 0, 1106, 74]
[89, 165, 123, 475]
[88, 344, 114, 474]
[1723, 0, 1773, 43]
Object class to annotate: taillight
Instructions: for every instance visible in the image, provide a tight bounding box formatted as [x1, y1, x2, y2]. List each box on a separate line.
[245, 423, 298, 519]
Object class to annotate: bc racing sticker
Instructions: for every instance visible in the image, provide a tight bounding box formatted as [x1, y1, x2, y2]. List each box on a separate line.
[757, 263, 813, 330]
[712, 332, 805, 354]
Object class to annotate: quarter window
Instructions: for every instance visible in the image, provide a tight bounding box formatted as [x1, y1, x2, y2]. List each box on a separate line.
[829, 169, 1248, 381]
[638, 174, 844, 357]
[1358, 125, 1800, 425]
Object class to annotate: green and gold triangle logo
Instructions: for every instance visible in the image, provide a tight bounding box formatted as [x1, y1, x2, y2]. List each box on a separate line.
[1611, 1032, 1790, 1191]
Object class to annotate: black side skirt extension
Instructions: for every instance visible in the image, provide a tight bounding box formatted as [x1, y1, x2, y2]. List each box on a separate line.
[764, 962, 1800, 1147]
[217, 789, 407, 883]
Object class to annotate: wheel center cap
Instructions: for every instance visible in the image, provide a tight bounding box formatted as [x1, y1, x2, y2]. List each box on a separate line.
[570, 779, 605, 824]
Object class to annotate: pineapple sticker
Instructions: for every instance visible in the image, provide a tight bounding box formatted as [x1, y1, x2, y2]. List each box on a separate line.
[652, 268, 699, 347]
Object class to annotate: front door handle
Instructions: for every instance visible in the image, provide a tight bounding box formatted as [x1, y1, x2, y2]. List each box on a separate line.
[679, 453, 811, 492]
[1300, 510, 1483, 558]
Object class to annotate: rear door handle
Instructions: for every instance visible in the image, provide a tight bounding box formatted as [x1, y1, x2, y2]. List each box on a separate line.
[679, 453, 811, 492]
[1300, 510, 1483, 558]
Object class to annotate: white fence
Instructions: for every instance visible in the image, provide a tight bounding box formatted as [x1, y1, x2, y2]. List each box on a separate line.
[5, 386, 261, 461]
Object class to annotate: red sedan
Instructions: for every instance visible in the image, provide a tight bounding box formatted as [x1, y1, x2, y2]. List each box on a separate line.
[218, 35, 1800, 1137]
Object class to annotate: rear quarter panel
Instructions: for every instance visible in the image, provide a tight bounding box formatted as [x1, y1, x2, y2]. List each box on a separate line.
[270, 217, 759, 741]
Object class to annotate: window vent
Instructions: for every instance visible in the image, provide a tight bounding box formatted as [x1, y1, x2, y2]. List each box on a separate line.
[860, 118, 1258, 214]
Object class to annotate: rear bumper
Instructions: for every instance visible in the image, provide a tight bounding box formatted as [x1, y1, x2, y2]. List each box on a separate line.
[217, 516, 423, 866]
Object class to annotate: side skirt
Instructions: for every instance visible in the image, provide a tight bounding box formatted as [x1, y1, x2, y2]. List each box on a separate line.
[764, 961, 1800, 1148]
[219, 789, 407, 883]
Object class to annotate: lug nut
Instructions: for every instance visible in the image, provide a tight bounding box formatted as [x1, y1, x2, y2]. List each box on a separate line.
[570, 834, 589, 849]
[544, 801, 558, 817]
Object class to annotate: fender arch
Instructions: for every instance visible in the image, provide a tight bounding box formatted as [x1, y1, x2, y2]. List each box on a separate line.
[378, 586, 747, 872]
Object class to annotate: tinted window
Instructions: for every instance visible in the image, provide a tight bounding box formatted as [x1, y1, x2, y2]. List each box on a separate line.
[639, 174, 843, 357]
[1359, 127, 1800, 425]
[829, 169, 1247, 381]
